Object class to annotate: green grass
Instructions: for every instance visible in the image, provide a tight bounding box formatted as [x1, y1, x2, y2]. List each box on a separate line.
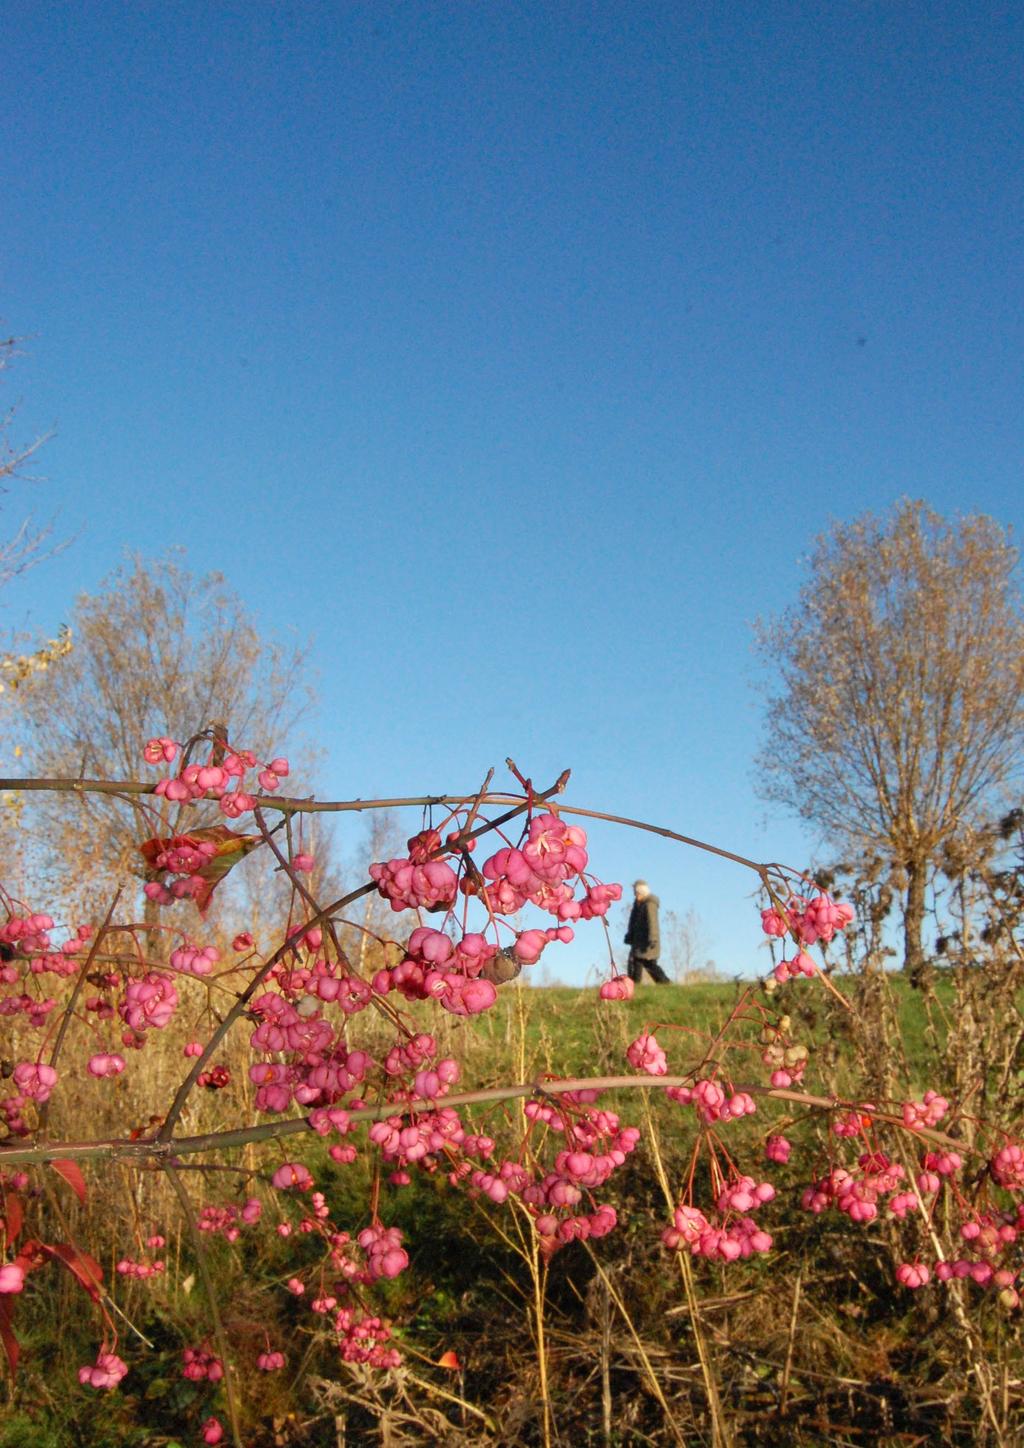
[433, 971, 942, 1082]
[473, 977, 746, 1075]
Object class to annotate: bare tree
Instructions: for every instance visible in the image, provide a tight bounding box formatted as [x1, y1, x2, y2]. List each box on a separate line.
[18, 552, 315, 913]
[756, 499, 1024, 978]
[0, 334, 73, 883]
[0, 334, 64, 592]
[661, 906, 720, 983]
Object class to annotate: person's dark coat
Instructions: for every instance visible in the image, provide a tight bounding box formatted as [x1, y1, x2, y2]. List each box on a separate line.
[625, 895, 661, 960]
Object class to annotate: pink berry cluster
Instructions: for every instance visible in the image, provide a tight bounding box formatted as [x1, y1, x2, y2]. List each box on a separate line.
[802, 1150, 909, 1223]
[598, 974, 635, 1000]
[770, 950, 817, 984]
[0, 912, 57, 959]
[765, 1134, 792, 1164]
[368, 815, 621, 997]
[10, 1061, 57, 1103]
[902, 1089, 949, 1131]
[197, 1198, 262, 1241]
[478, 815, 595, 916]
[248, 992, 372, 1113]
[662, 1182, 775, 1262]
[87, 1052, 126, 1078]
[271, 1162, 314, 1191]
[626, 1031, 668, 1075]
[991, 1143, 1024, 1190]
[181, 1345, 224, 1382]
[0, 917, 91, 1043]
[793, 1097, 1024, 1306]
[169, 941, 221, 977]
[145, 736, 289, 815]
[385, 1033, 460, 1097]
[761, 893, 855, 946]
[120, 971, 179, 1032]
[761, 894, 854, 992]
[655, 1049, 775, 1261]
[0, 992, 57, 1027]
[141, 835, 228, 908]
[357, 1223, 409, 1280]
[667, 1078, 757, 1125]
[368, 1105, 490, 1172]
[77, 1350, 128, 1390]
[333, 1306, 401, 1369]
[518, 1092, 638, 1248]
[375, 926, 499, 1015]
[115, 1235, 166, 1280]
[369, 854, 459, 914]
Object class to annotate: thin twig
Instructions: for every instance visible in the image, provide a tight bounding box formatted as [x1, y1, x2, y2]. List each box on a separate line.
[779, 1266, 802, 1414]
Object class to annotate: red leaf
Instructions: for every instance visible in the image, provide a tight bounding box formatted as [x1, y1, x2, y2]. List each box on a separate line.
[14, 1240, 47, 1275]
[40, 1243, 104, 1301]
[0, 1297, 18, 1379]
[139, 828, 261, 917]
[50, 1159, 88, 1203]
[2, 1192, 23, 1245]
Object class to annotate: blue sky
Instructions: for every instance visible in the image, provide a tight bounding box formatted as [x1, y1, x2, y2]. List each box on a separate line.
[3, 1, 1022, 981]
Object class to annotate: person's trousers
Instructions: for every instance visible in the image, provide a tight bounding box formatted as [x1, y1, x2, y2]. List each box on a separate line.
[627, 952, 670, 984]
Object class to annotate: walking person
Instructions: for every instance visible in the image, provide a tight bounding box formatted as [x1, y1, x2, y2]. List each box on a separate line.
[625, 880, 670, 984]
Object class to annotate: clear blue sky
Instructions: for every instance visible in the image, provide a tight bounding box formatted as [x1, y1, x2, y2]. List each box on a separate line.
[3, 1, 1022, 981]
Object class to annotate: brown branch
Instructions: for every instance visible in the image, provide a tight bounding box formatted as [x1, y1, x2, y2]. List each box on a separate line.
[0, 776, 773, 877]
[0, 1074, 971, 1167]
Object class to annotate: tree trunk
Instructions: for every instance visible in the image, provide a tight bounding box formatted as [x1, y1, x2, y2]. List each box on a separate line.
[904, 855, 928, 984]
